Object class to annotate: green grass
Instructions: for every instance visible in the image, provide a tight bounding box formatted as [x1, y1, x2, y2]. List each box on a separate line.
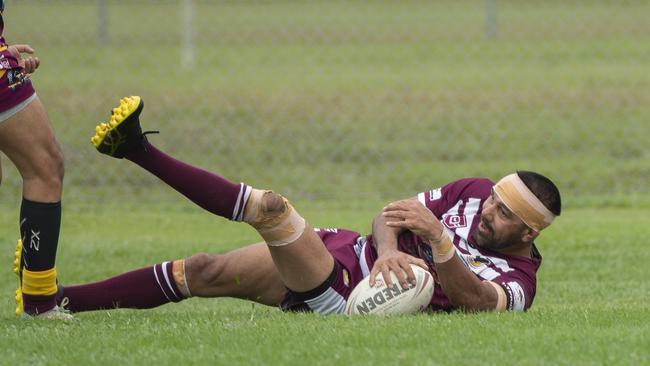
[0, 204, 648, 365]
[1, 1, 649, 365]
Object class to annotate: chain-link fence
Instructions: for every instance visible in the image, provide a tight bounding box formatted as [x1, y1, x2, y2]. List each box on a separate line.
[1, 0, 648, 208]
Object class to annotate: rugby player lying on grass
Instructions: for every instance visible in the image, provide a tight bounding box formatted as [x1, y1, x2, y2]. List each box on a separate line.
[57, 96, 561, 314]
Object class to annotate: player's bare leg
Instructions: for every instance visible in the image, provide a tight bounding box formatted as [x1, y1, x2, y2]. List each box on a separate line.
[92, 96, 336, 293]
[240, 189, 335, 292]
[58, 96, 339, 313]
[57, 97, 338, 313]
[180, 244, 286, 304]
[0, 96, 70, 319]
[0, 97, 63, 201]
[182, 234, 334, 302]
[56, 231, 334, 312]
[57, 242, 286, 311]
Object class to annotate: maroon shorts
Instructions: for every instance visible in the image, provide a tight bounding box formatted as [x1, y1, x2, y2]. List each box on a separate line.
[280, 228, 375, 314]
[0, 68, 35, 115]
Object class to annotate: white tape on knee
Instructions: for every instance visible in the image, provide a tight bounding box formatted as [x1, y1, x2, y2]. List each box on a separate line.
[243, 189, 306, 247]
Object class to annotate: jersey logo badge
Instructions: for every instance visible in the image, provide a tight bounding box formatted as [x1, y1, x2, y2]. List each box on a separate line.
[467, 255, 490, 268]
[0, 56, 10, 70]
[442, 214, 467, 229]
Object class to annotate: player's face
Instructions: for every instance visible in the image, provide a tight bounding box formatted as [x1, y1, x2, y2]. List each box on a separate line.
[473, 189, 530, 250]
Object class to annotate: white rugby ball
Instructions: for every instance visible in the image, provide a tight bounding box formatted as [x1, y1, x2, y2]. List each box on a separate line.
[345, 264, 434, 315]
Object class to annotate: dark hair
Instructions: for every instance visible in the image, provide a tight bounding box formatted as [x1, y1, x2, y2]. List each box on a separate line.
[516, 171, 562, 216]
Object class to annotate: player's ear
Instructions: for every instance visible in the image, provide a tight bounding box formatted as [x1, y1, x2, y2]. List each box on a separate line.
[521, 226, 539, 244]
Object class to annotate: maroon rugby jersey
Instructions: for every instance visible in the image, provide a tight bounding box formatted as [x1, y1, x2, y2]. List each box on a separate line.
[362, 178, 542, 312]
[0, 0, 21, 70]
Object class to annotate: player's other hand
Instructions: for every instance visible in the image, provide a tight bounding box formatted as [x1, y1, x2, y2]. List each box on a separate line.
[383, 199, 443, 243]
[8, 44, 40, 74]
[369, 249, 428, 289]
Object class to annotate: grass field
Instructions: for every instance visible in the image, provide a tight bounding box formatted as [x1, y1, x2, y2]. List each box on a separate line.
[1, 1, 649, 365]
[0, 204, 648, 365]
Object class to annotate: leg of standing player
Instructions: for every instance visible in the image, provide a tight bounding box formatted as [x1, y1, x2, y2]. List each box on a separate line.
[0, 94, 68, 318]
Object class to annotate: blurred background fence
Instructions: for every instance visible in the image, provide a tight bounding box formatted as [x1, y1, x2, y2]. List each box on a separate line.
[1, 0, 648, 209]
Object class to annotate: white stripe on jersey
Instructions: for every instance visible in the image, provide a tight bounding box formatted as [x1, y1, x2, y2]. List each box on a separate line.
[505, 281, 527, 311]
[354, 238, 371, 278]
[417, 192, 426, 205]
[485, 255, 515, 273]
[458, 243, 516, 275]
[454, 198, 481, 244]
[418, 188, 442, 206]
[305, 287, 346, 314]
[446, 199, 463, 220]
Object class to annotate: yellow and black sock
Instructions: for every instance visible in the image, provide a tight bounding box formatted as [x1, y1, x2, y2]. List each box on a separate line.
[19, 198, 61, 315]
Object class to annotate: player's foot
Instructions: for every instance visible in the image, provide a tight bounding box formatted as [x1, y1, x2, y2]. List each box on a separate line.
[20, 305, 74, 321]
[91, 96, 153, 158]
[13, 239, 73, 320]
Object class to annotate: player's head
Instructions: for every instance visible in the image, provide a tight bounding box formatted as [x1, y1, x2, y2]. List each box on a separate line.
[473, 171, 561, 250]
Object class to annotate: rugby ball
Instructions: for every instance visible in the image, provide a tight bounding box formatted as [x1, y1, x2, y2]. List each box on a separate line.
[344, 265, 434, 315]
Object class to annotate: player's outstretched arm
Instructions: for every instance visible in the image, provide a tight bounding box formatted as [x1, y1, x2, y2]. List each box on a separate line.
[383, 199, 504, 312]
[369, 198, 427, 289]
[8, 44, 40, 74]
[428, 253, 503, 311]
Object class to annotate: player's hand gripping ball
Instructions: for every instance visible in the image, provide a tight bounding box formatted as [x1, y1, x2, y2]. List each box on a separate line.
[345, 264, 434, 315]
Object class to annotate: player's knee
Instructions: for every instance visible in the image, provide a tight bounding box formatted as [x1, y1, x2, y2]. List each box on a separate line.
[28, 143, 64, 189]
[45, 143, 65, 182]
[243, 189, 306, 247]
[42, 145, 65, 190]
[261, 191, 287, 218]
[243, 190, 288, 227]
[186, 252, 215, 281]
[185, 252, 225, 294]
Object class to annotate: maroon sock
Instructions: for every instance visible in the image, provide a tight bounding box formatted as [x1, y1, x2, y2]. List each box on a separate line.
[58, 262, 185, 313]
[23, 294, 57, 316]
[126, 141, 251, 221]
